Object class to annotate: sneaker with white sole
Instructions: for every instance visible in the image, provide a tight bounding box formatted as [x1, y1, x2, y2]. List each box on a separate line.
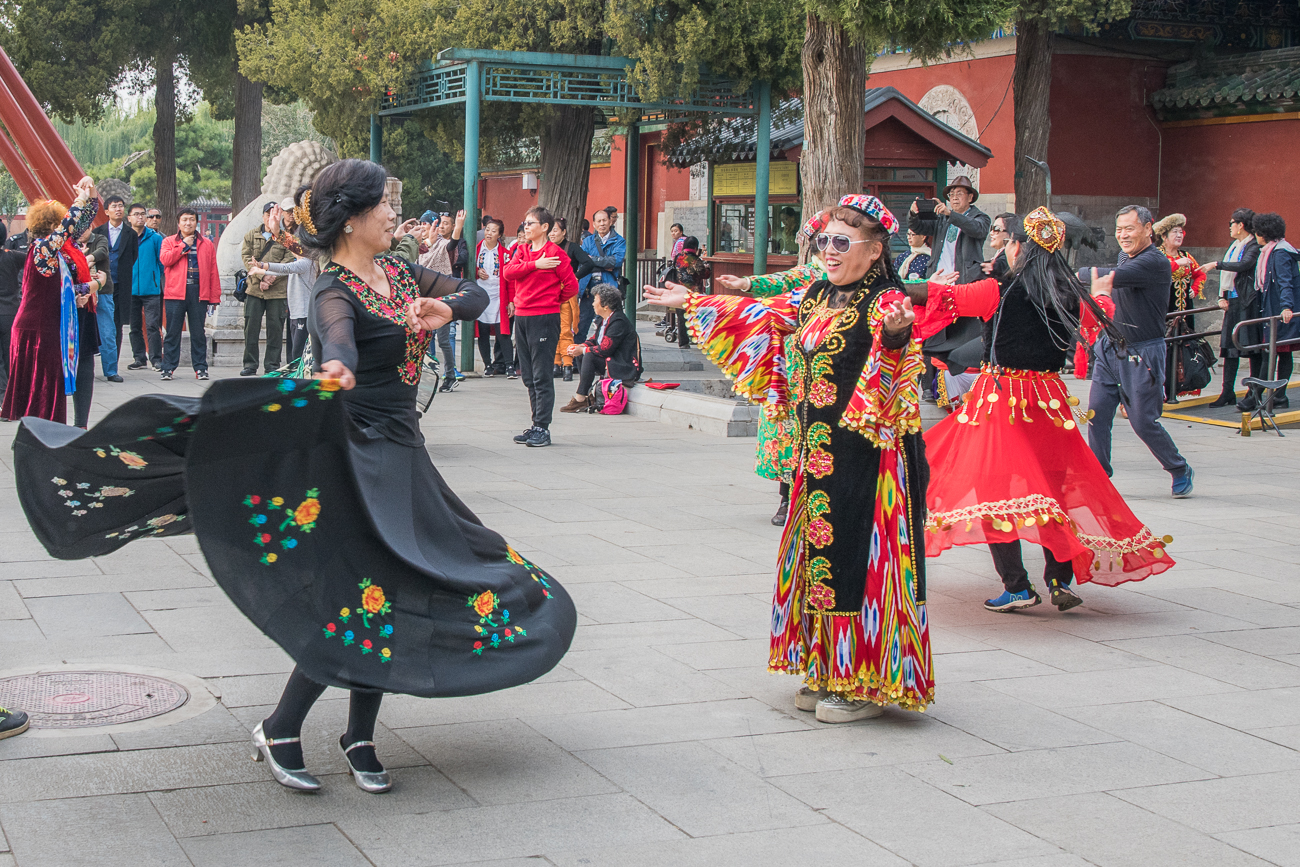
[0, 705, 30, 740]
[795, 686, 829, 712]
[1049, 582, 1083, 611]
[984, 588, 1041, 612]
[815, 695, 884, 723]
[513, 427, 537, 444]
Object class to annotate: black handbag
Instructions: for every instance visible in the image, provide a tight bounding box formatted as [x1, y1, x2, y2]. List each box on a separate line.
[234, 238, 277, 304]
[1177, 338, 1215, 394]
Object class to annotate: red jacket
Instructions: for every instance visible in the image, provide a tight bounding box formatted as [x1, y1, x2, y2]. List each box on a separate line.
[501, 240, 578, 317]
[159, 233, 221, 303]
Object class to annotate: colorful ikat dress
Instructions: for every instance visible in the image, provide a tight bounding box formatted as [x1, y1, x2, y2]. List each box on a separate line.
[688, 268, 937, 710]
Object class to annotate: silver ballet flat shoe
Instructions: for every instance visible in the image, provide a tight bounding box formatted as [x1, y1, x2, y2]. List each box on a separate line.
[341, 740, 392, 793]
[250, 721, 322, 791]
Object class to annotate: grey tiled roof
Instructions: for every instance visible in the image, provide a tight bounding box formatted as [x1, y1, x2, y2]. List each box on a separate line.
[1150, 47, 1300, 116]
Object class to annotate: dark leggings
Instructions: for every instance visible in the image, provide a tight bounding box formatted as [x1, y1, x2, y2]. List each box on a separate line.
[263, 665, 384, 772]
[1220, 353, 1264, 396]
[576, 350, 606, 395]
[779, 481, 790, 502]
[989, 540, 1073, 594]
[477, 323, 513, 370]
[72, 349, 95, 428]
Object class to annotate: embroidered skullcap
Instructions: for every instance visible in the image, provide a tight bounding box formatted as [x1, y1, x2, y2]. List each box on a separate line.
[1023, 206, 1066, 255]
[837, 194, 899, 235]
[800, 210, 829, 240]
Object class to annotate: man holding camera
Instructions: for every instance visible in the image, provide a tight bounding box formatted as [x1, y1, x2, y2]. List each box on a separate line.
[909, 175, 991, 399]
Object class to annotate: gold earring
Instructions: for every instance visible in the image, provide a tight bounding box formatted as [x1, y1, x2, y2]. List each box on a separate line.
[344, 225, 353, 234]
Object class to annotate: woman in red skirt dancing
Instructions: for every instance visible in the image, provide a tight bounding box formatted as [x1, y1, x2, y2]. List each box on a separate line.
[920, 207, 1175, 612]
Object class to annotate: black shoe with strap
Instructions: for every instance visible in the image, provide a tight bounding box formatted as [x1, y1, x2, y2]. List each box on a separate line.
[513, 427, 537, 444]
[0, 705, 30, 740]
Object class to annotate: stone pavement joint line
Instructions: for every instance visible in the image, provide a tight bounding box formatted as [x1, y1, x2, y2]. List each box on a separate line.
[0, 366, 1297, 866]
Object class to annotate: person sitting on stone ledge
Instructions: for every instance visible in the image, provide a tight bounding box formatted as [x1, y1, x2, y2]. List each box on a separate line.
[559, 283, 640, 413]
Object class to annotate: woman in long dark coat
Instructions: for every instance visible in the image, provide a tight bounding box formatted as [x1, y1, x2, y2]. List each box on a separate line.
[13, 160, 576, 793]
[1202, 208, 1261, 408]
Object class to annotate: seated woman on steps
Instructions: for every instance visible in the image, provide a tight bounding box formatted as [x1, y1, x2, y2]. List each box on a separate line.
[560, 283, 640, 412]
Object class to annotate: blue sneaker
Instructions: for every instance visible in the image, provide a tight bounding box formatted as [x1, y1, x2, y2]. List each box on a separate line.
[452, 368, 466, 382]
[1171, 466, 1194, 498]
[984, 589, 1042, 612]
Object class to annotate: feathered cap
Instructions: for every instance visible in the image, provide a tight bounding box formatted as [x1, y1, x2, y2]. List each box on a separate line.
[1023, 206, 1066, 255]
[837, 194, 899, 235]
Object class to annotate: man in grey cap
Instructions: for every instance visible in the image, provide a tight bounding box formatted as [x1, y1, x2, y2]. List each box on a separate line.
[239, 201, 295, 375]
[908, 175, 991, 400]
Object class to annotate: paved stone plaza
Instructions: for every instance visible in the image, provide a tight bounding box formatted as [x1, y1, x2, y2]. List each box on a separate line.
[1, 351, 1299, 867]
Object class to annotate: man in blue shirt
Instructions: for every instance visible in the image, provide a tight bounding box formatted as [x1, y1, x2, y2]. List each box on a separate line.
[577, 208, 626, 341]
[91, 195, 138, 382]
[127, 202, 164, 371]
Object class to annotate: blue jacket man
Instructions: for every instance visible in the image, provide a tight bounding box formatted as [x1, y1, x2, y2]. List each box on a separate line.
[126, 212, 165, 370]
[577, 209, 626, 341]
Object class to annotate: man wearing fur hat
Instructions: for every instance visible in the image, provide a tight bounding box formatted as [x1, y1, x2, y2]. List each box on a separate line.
[910, 175, 991, 399]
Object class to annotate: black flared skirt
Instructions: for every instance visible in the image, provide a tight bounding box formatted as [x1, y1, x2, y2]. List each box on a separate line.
[12, 378, 576, 698]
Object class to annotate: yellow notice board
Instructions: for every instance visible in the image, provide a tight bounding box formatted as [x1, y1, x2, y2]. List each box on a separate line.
[714, 162, 798, 197]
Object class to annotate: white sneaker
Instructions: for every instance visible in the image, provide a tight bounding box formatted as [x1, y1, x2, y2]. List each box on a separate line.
[815, 694, 884, 723]
[795, 686, 829, 712]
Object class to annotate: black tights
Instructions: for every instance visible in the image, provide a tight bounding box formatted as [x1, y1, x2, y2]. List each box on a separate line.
[71, 349, 95, 428]
[1219, 354, 1263, 397]
[263, 666, 384, 772]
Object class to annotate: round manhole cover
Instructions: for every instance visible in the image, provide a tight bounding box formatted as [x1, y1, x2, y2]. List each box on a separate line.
[0, 671, 189, 729]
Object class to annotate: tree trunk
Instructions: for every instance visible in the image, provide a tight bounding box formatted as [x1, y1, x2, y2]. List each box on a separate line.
[231, 68, 264, 214]
[538, 104, 597, 239]
[153, 45, 179, 235]
[1013, 10, 1053, 213]
[800, 12, 866, 217]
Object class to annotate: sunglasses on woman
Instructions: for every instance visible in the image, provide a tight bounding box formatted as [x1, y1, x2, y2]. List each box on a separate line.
[815, 232, 874, 254]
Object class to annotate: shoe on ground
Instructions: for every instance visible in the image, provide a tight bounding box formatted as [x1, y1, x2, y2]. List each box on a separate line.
[1171, 465, 1195, 499]
[483, 367, 497, 377]
[513, 427, 537, 444]
[552, 364, 563, 379]
[196, 370, 209, 381]
[562, 366, 573, 382]
[106, 374, 124, 383]
[453, 369, 465, 382]
[984, 588, 1042, 612]
[439, 379, 456, 393]
[772, 498, 790, 526]
[1273, 395, 1290, 409]
[815, 695, 884, 723]
[160, 370, 173, 381]
[795, 686, 828, 712]
[0, 706, 30, 740]
[240, 367, 256, 376]
[127, 360, 148, 370]
[1207, 392, 1235, 408]
[560, 395, 591, 413]
[506, 366, 519, 379]
[151, 363, 163, 372]
[1050, 583, 1084, 611]
[525, 427, 552, 448]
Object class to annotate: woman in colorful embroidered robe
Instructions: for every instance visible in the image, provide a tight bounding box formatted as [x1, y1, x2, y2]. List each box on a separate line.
[922, 207, 1175, 614]
[1154, 213, 1208, 396]
[1, 179, 105, 425]
[647, 195, 932, 723]
[13, 160, 577, 795]
[714, 212, 831, 526]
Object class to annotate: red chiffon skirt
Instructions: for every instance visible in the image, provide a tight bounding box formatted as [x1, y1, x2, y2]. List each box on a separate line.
[924, 367, 1173, 586]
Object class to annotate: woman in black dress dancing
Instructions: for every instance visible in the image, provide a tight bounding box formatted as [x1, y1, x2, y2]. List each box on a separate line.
[12, 160, 577, 794]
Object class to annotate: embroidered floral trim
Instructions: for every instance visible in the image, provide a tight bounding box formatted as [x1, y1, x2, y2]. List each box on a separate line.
[261, 378, 342, 412]
[506, 545, 553, 599]
[467, 588, 527, 655]
[53, 477, 137, 517]
[324, 578, 394, 661]
[92, 445, 148, 469]
[324, 256, 432, 385]
[133, 413, 198, 443]
[243, 489, 320, 564]
[838, 290, 926, 447]
[105, 514, 186, 542]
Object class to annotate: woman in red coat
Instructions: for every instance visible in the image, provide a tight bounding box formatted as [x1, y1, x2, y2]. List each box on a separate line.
[158, 208, 221, 381]
[1, 178, 105, 424]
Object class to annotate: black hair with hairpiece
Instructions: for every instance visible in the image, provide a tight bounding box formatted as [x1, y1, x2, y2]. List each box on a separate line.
[296, 158, 389, 253]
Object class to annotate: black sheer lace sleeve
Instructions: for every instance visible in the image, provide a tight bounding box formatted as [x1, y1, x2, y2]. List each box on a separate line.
[408, 261, 489, 321]
[312, 285, 360, 373]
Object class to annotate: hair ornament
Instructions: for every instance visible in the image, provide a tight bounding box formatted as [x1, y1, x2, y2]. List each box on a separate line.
[838, 194, 898, 235]
[1023, 206, 1066, 255]
[294, 190, 318, 237]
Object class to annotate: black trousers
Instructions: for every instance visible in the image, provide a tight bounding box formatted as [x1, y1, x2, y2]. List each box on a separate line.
[675, 308, 691, 347]
[72, 343, 95, 428]
[129, 295, 162, 365]
[575, 292, 597, 342]
[477, 322, 513, 370]
[989, 540, 1073, 593]
[577, 350, 606, 395]
[287, 317, 309, 364]
[0, 311, 13, 399]
[514, 313, 561, 428]
[163, 297, 209, 373]
[243, 295, 287, 372]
